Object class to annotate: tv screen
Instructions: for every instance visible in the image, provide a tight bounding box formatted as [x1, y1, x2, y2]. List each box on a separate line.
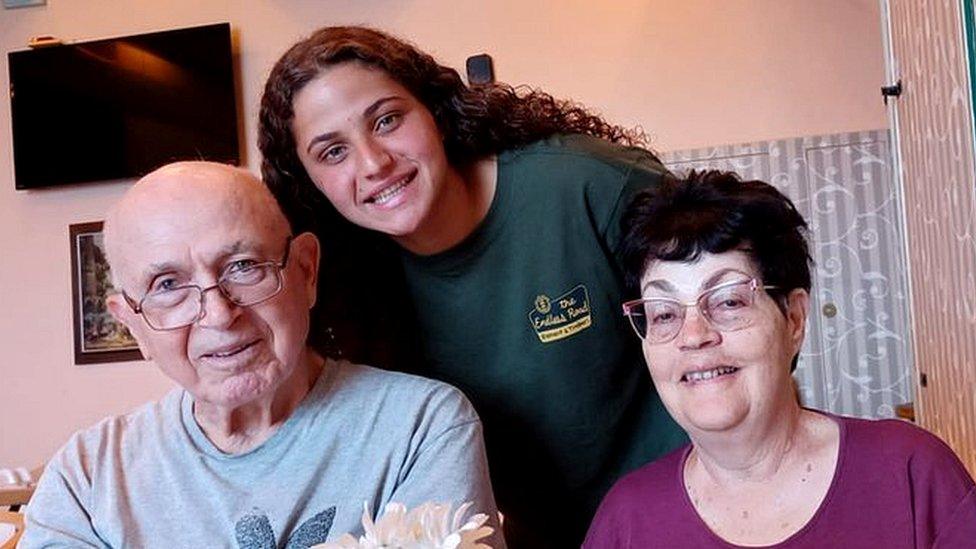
[8, 23, 240, 190]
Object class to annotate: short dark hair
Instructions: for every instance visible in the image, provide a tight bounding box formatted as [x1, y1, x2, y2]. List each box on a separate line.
[621, 170, 812, 306]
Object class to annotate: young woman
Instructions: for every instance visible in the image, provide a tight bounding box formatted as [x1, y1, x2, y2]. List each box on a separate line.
[259, 26, 686, 547]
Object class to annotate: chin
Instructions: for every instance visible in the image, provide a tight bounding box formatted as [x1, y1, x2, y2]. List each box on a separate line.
[682, 403, 750, 434]
[359, 208, 423, 238]
[212, 370, 279, 408]
[393, 208, 433, 235]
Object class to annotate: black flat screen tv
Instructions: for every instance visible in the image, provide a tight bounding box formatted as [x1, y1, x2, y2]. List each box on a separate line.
[8, 23, 240, 190]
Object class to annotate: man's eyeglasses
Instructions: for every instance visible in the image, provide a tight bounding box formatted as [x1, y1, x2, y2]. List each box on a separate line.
[122, 237, 293, 331]
[622, 278, 778, 344]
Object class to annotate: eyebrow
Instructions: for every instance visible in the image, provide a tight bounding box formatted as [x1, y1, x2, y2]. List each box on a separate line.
[138, 241, 256, 288]
[641, 268, 751, 295]
[703, 268, 742, 289]
[304, 95, 403, 155]
[140, 261, 181, 285]
[641, 279, 676, 293]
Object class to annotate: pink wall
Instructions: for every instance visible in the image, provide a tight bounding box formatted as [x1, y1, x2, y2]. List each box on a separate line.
[0, 0, 887, 467]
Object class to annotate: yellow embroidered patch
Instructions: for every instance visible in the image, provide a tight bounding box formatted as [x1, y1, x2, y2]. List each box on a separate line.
[528, 284, 593, 343]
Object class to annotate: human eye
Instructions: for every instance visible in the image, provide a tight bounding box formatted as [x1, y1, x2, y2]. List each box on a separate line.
[144, 274, 193, 309]
[651, 311, 678, 325]
[646, 301, 680, 325]
[223, 259, 268, 285]
[226, 258, 258, 273]
[317, 143, 348, 165]
[374, 111, 402, 134]
[706, 284, 751, 312]
[148, 275, 182, 294]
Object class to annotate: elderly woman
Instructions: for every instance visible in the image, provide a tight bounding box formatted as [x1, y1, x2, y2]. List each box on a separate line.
[583, 171, 976, 548]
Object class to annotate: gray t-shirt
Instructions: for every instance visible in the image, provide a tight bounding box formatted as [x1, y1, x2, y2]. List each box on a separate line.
[22, 360, 503, 548]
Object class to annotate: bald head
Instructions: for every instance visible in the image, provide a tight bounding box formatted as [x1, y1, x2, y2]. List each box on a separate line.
[104, 162, 291, 284]
[101, 160, 322, 411]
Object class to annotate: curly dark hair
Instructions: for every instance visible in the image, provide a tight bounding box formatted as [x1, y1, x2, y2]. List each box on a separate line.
[258, 25, 648, 232]
[257, 26, 652, 366]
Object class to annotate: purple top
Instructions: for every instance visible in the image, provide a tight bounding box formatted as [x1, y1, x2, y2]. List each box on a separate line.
[583, 414, 976, 548]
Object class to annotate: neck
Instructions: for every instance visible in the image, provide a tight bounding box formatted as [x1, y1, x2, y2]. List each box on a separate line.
[688, 402, 807, 485]
[394, 157, 497, 255]
[193, 349, 325, 454]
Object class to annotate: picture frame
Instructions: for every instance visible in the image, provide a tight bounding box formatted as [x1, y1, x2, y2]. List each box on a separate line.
[69, 221, 144, 364]
[3, 0, 46, 9]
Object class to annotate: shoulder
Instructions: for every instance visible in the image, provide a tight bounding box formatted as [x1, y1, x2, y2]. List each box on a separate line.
[837, 415, 976, 543]
[32, 389, 182, 507]
[585, 446, 690, 547]
[838, 414, 974, 498]
[608, 445, 687, 502]
[595, 445, 689, 519]
[316, 361, 483, 463]
[500, 135, 668, 239]
[841, 415, 965, 466]
[327, 360, 479, 426]
[49, 389, 182, 472]
[503, 134, 667, 183]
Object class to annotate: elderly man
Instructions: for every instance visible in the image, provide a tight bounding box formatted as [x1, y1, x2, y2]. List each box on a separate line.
[22, 162, 501, 548]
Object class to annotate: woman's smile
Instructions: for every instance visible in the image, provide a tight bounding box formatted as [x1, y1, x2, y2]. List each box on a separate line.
[362, 168, 417, 207]
[680, 365, 740, 384]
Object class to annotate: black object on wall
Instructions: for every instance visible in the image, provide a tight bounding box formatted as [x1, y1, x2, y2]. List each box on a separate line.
[466, 54, 495, 85]
[8, 23, 240, 190]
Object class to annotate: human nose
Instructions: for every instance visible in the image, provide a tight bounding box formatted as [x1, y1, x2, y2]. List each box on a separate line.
[676, 304, 722, 350]
[358, 137, 394, 179]
[194, 283, 240, 328]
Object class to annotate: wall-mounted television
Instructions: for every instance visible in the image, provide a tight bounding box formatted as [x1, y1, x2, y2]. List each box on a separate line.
[8, 23, 240, 190]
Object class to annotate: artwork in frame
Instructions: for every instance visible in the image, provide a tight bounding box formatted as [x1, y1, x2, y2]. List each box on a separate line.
[69, 221, 144, 364]
[3, 0, 46, 9]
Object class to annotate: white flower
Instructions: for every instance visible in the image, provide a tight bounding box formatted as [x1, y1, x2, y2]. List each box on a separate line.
[314, 501, 495, 549]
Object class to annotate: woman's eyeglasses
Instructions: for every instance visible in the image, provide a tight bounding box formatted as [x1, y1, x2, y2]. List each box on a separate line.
[622, 278, 777, 343]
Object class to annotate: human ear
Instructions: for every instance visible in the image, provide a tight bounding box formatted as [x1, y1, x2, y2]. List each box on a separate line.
[105, 293, 153, 360]
[291, 232, 321, 308]
[106, 292, 137, 329]
[785, 289, 810, 354]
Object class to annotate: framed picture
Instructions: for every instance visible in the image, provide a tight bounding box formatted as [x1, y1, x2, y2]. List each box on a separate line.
[69, 221, 144, 364]
[3, 0, 46, 8]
